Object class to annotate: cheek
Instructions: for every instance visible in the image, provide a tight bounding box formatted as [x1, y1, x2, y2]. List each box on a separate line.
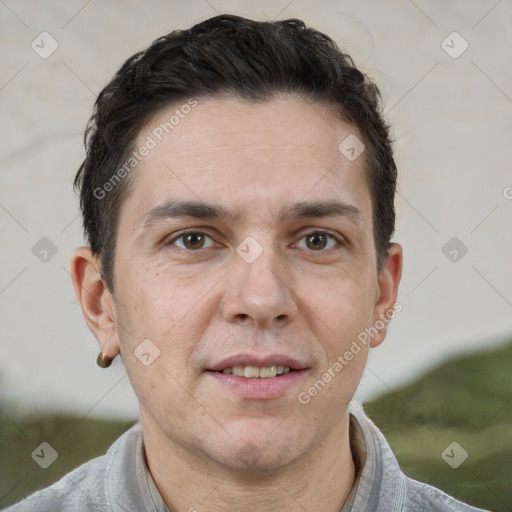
[311, 275, 375, 339]
[115, 267, 180, 334]
[300, 274, 375, 392]
[114, 267, 217, 371]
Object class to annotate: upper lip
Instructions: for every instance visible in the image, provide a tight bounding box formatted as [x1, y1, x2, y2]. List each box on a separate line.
[208, 353, 308, 372]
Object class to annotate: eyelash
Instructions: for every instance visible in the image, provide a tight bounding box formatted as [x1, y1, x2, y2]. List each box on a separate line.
[168, 230, 344, 252]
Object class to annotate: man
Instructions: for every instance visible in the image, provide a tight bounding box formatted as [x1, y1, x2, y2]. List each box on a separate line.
[8, 14, 487, 512]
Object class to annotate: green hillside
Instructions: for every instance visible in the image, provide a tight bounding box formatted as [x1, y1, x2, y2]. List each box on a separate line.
[365, 340, 512, 511]
[1, 340, 511, 510]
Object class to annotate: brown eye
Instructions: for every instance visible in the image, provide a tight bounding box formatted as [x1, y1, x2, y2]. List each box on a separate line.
[295, 231, 340, 252]
[183, 233, 205, 250]
[305, 233, 328, 250]
[171, 232, 214, 250]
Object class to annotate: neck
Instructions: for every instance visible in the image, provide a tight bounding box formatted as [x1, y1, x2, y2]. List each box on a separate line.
[143, 412, 357, 512]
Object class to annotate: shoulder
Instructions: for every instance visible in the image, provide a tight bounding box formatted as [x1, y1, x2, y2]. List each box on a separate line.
[403, 475, 489, 512]
[348, 402, 489, 512]
[4, 457, 109, 512]
[4, 424, 141, 512]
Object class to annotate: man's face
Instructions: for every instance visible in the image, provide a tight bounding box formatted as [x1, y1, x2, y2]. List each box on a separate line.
[110, 97, 389, 470]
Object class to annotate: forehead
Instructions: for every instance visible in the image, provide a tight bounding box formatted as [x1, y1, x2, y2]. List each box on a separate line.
[126, 96, 371, 226]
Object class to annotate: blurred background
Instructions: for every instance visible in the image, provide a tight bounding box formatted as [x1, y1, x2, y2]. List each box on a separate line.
[1, 0, 511, 510]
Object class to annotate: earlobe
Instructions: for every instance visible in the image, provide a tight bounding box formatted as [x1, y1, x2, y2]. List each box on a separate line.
[70, 247, 120, 359]
[370, 243, 403, 348]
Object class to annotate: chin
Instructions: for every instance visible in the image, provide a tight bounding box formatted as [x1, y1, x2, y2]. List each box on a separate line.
[215, 445, 299, 475]
[215, 420, 309, 473]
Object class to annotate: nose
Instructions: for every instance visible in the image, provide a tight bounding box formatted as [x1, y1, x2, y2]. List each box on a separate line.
[221, 242, 299, 330]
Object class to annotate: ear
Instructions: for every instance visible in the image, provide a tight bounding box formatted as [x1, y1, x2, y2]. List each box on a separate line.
[370, 243, 403, 348]
[70, 247, 120, 358]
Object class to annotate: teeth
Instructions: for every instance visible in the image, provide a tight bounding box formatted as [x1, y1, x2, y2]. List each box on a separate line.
[259, 366, 277, 378]
[232, 366, 245, 376]
[244, 366, 260, 378]
[221, 365, 291, 378]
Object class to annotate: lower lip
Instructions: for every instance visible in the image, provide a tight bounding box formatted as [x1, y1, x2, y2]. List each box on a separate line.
[207, 370, 308, 400]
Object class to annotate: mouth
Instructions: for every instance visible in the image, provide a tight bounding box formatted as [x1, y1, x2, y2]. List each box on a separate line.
[206, 354, 308, 399]
[215, 365, 293, 379]
[207, 354, 307, 376]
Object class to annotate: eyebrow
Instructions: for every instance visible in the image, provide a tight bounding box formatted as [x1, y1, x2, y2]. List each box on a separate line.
[140, 200, 239, 228]
[140, 199, 363, 228]
[279, 200, 363, 223]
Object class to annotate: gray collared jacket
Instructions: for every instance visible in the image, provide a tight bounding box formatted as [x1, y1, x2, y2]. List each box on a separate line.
[5, 405, 489, 512]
